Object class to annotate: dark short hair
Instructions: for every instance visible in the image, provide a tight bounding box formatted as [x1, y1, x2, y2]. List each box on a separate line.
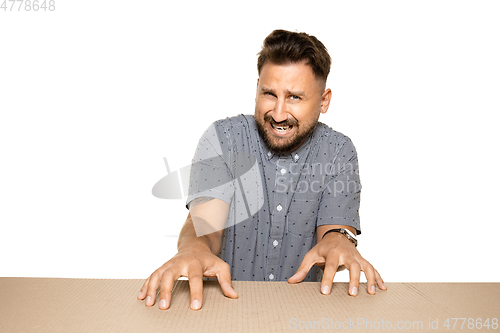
[257, 29, 331, 84]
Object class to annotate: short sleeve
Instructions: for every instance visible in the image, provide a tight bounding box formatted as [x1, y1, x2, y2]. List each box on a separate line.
[316, 138, 362, 234]
[186, 123, 234, 209]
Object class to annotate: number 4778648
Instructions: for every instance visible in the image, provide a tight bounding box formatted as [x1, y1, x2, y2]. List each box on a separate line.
[1, 0, 56, 11]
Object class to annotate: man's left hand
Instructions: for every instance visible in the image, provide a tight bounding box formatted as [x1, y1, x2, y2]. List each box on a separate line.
[288, 230, 387, 296]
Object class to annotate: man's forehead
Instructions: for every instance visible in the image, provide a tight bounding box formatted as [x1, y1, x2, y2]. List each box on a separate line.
[258, 61, 324, 93]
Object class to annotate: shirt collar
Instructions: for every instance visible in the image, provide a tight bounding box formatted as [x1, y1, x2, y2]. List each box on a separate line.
[261, 125, 319, 163]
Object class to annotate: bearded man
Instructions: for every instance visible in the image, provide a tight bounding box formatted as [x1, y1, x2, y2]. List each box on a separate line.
[138, 29, 387, 311]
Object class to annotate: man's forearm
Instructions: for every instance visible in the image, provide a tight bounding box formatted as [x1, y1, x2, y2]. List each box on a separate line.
[177, 213, 223, 255]
[316, 224, 357, 244]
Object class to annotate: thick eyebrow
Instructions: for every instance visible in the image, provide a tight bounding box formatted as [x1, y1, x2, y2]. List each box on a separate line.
[260, 86, 274, 94]
[260, 86, 306, 97]
[287, 89, 306, 97]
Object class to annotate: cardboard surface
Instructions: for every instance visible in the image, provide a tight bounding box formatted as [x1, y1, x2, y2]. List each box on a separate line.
[0, 278, 499, 332]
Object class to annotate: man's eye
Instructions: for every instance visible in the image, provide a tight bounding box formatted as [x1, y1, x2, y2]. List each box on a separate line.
[290, 95, 301, 100]
[265, 92, 276, 97]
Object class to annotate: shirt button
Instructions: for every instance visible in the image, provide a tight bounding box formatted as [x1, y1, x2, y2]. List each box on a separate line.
[276, 204, 282, 212]
[280, 168, 286, 175]
[269, 274, 274, 280]
[267, 152, 272, 157]
[294, 154, 299, 160]
[273, 240, 278, 247]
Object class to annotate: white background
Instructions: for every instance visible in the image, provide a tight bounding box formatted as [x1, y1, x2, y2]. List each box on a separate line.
[1, 0, 499, 283]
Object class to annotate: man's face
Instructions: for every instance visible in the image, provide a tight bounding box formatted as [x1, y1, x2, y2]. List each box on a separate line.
[255, 61, 331, 153]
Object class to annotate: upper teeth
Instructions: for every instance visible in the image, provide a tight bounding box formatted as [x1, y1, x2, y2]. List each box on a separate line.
[273, 124, 292, 131]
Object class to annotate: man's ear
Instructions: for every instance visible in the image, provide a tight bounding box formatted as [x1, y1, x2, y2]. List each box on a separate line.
[320, 88, 332, 114]
[255, 78, 260, 103]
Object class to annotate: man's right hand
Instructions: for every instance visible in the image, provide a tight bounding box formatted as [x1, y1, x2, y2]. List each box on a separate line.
[138, 199, 236, 310]
[137, 248, 238, 310]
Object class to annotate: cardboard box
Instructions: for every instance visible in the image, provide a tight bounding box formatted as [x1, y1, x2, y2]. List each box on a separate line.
[1, 277, 499, 332]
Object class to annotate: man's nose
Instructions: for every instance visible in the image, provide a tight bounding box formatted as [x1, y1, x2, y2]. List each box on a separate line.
[271, 98, 288, 123]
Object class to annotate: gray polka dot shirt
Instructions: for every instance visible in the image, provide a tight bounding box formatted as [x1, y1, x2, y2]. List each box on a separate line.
[187, 115, 361, 282]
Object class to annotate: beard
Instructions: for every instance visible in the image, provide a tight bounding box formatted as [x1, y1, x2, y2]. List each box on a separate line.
[255, 112, 319, 154]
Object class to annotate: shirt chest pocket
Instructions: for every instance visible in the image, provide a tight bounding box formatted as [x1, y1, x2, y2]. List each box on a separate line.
[285, 196, 319, 238]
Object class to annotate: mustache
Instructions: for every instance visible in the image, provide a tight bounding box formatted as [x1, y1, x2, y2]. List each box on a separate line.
[264, 113, 298, 127]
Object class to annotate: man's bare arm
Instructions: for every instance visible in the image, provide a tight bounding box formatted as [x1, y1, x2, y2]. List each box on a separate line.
[289, 224, 386, 296]
[177, 212, 222, 256]
[138, 198, 237, 310]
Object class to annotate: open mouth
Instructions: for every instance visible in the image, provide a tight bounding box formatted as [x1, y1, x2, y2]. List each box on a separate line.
[270, 123, 293, 134]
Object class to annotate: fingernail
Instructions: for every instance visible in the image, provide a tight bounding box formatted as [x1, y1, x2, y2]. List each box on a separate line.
[321, 286, 330, 295]
[370, 285, 376, 293]
[351, 287, 358, 296]
[159, 299, 166, 309]
[191, 300, 200, 310]
[145, 296, 151, 305]
[382, 283, 386, 289]
[138, 291, 143, 298]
